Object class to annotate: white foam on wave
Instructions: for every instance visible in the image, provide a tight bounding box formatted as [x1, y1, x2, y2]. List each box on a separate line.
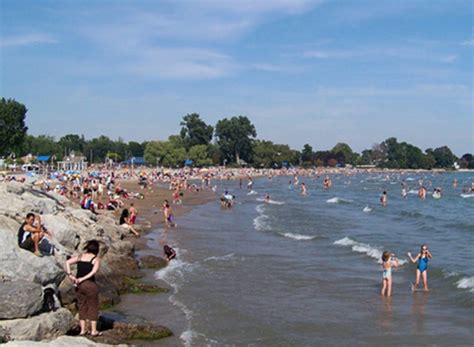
[408, 190, 419, 194]
[247, 190, 258, 195]
[253, 204, 271, 231]
[154, 250, 199, 343]
[281, 232, 316, 241]
[405, 177, 415, 181]
[460, 194, 474, 199]
[363, 205, 372, 212]
[334, 237, 407, 265]
[327, 197, 353, 204]
[180, 329, 197, 347]
[456, 276, 474, 293]
[204, 253, 235, 262]
[256, 197, 285, 205]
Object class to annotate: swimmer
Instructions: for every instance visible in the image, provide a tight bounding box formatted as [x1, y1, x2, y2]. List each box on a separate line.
[380, 191, 387, 207]
[381, 251, 399, 296]
[163, 245, 176, 262]
[247, 177, 253, 191]
[408, 244, 432, 291]
[300, 183, 307, 195]
[401, 183, 407, 199]
[264, 193, 271, 203]
[288, 180, 292, 190]
[418, 186, 426, 200]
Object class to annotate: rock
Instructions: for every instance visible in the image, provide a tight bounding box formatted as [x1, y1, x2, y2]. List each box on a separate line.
[5, 182, 26, 195]
[4, 335, 127, 346]
[41, 214, 82, 250]
[0, 308, 76, 341]
[140, 255, 167, 270]
[93, 321, 172, 345]
[0, 229, 65, 286]
[0, 280, 43, 319]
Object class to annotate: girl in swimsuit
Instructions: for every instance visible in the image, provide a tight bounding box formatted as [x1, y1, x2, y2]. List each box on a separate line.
[408, 244, 433, 290]
[381, 251, 399, 296]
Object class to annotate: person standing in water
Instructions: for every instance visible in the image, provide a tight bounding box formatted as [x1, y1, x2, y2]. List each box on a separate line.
[381, 251, 399, 296]
[300, 183, 307, 195]
[418, 186, 427, 200]
[401, 183, 408, 199]
[380, 191, 388, 207]
[264, 193, 271, 203]
[408, 244, 433, 291]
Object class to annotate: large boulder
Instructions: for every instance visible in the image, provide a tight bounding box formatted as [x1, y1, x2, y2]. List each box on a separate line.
[41, 214, 82, 250]
[0, 280, 43, 319]
[4, 335, 126, 346]
[0, 308, 75, 341]
[0, 230, 65, 285]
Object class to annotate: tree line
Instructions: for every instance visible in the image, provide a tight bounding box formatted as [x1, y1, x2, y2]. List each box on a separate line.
[1, 98, 472, 169]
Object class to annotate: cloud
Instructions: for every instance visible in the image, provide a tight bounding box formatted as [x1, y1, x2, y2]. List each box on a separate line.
[0, 33, 58, 47]
[439, 54, 458, 63]
[461, 39, 474, 46]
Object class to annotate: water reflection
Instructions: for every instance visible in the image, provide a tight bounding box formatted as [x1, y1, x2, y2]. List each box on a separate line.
[411, 291, 429, 334]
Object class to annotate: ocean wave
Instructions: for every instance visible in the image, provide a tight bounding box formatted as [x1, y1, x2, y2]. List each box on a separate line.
[326, 197, 353, 204]
[456, 277, 474, 293]
[363, 206, 372, 212]
[460, 194, 474, 199]
[253, 214, 271, 231]
[334, 237, 407, 265]
[181, 329, 198, 347]
[280, 232, 316, 241]
[247, 190, 258, 195]
[204, 253, 235, 262]
[256, 197, 285, 205]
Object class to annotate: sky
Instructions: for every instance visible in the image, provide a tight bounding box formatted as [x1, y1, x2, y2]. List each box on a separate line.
[0, 0, 472, 155]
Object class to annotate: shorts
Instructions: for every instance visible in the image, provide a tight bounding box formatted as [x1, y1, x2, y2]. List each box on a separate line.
[20, 237, 35, 252]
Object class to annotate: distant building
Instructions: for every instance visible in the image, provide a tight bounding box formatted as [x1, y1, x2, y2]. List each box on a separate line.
[57, 151, 88, 171]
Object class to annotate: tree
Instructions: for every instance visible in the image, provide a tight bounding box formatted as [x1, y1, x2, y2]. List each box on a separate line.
[144, 140, 186, 167]
[188, 145, 213, 167]
[24, 135, 61, 158]
[331, 143, 356, 165]
[180, 113, 214, 150]
[83, 136, 115, 163]
[58, 134, 85, 155]
[128, 141, 144, 157]
[301, 144, 313, 165]
[215, 116, 256, 165]
[0, 98, 28, 156]
[431, 146, 457, 168]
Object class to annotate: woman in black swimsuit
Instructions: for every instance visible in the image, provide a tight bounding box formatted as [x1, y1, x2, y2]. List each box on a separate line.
[65, 240, 102, 336]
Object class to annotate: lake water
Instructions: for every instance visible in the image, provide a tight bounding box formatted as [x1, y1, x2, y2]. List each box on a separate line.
[153, 172, 474, 346]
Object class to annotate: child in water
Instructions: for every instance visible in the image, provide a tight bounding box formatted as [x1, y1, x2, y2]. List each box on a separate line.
[381, 251, 399, 296]
[407, 244, 433, 291]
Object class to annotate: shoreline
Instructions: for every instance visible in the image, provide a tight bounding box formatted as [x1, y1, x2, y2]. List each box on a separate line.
[111, 179, 216, 346]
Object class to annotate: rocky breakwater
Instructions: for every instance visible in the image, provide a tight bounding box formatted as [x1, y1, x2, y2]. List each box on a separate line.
[0, 181, 171, 345]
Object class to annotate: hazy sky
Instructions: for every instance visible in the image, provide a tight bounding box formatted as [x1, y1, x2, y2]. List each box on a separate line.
[0, 0, 472, 155]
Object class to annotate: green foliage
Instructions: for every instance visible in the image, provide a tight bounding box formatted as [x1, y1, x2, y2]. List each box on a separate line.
[22, 135, 61, 158]
[301, 144, 313, 165]
[128, 141, 145, 157]
[0, 98, 28, 156]
[252, 140, 299, 168]
[215, 116, 256, 164]
[58, 134, 85, 154]
[180, 113, 214, 150]
[188, 145, 213, 167]
[144, 140, 186, 167]
[428, 146, 458, 168]
[331, 143, 356, 165]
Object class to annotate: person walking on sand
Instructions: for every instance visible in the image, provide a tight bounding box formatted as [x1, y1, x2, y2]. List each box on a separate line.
[65, 240, 102, 337]
[408, 244, 433, 291]
[381, 251, 399, 296]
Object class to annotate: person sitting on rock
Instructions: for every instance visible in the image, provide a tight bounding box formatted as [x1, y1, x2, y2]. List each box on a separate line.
[18, 213, 50, 257]
[119, 208, 140, 237]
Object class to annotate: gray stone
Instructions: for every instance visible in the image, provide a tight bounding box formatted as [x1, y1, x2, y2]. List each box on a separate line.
[4, 335, 127, 346]
[0, 308, 76, 341]
[0, 280, 43, 319]
[0, 230, 65, 286]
